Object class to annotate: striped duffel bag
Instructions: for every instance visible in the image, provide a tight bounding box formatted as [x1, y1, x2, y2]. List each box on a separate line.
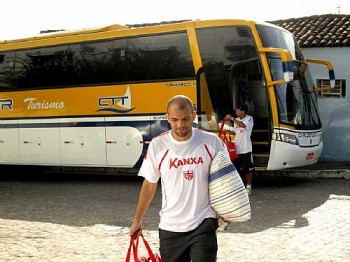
[209, 151, 251, 222]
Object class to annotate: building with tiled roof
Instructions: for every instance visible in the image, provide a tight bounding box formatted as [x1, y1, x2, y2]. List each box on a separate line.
[270, 14, 350, 48]
[271, 14, 350, 161]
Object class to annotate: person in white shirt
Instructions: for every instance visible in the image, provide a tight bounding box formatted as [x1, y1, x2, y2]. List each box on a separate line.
[129, 95, 228, 262]
[224, 103, 254, 195]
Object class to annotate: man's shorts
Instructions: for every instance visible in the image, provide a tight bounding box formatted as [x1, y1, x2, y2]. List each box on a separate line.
[233, 152, 254, 175]
[159, 217, 218, 262]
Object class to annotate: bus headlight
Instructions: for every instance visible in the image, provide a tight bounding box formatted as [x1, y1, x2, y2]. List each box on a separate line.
[276, 133, 299, 145]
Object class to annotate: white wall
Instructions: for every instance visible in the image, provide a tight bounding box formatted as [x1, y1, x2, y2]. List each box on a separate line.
[303, 47, 350, 161]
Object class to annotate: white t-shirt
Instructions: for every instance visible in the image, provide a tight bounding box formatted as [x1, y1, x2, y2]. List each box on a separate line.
[233, 115, 254, 154]
[138, 128, 227, 232]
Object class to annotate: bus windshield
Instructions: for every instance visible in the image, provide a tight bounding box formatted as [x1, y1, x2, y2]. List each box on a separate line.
[271, 59, 321, 129]
[257, 24, 321, 129]
[256, 23, 304, 61]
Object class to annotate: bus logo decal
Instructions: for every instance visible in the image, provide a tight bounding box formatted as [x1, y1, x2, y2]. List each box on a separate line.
[24, 98, 65, 110]
[97, 86, 135, 114]
[0, 99, 13, 110]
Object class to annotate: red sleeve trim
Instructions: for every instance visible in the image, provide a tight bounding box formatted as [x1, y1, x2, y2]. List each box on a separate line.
[158, 149, 169, 172]
[204, 144, 213, 161]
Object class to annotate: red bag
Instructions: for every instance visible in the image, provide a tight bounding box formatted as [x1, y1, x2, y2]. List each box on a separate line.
[219, 117, 238, 161]
[125, 230, 162, 262]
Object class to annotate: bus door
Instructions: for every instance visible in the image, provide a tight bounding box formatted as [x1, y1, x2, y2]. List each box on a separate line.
[196, 62, 233, 130]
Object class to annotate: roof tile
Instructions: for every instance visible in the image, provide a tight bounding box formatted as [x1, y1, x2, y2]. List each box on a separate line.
[270, 14, 350, 47]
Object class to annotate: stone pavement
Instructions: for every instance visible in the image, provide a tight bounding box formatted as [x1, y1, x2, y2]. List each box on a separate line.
[0, 169, 349, 261]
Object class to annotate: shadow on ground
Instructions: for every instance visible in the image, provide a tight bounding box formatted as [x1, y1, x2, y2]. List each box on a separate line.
[230, 177, 350, 233]
[0, 166, 349, 233]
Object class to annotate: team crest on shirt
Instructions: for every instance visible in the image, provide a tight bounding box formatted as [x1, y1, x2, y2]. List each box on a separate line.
[183, 170, 194, 180]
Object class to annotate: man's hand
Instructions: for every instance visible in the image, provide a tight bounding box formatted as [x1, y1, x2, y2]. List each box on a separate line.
[129, 226, 142, 238]
[129, 224, 142, 238]
[225, 114, 233, 121]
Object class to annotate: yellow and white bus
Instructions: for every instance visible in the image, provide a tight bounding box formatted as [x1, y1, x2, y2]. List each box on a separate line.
[0, 19, 335, 172]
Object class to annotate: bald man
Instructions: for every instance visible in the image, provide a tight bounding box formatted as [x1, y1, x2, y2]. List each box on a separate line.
[129, 95, 228, 262]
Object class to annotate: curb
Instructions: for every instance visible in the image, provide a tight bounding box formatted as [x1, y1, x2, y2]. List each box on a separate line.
[257, 169, 350, 179]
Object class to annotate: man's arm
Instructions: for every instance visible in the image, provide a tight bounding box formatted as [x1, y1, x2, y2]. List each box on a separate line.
[225, 114, 245, 130]
[225, 114, 248, 128]
[129, 179, 158, 236]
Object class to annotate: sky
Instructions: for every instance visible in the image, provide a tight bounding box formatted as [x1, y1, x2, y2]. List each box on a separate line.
[1, 0, 349, 41]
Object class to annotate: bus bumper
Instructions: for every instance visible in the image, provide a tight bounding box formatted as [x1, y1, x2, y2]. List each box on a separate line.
[267, 140, 323, 170]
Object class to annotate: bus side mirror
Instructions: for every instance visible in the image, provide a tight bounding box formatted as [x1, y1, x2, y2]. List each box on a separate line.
[282, 60, 294, 82]
[306, 58, 335, 90]
[260, 47, 294, 83]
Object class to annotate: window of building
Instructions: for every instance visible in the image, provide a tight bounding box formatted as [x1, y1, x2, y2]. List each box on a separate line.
[317, 79, 346, 98]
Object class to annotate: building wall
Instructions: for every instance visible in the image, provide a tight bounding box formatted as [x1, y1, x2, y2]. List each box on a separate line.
[303, 47, 350, 161]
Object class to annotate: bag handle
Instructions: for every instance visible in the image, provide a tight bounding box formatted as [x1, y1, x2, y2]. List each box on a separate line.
[125, 229, 158, 262]
[140, 233, 157, 261]
[125, 229, 141, 262]
[219, 116, 227, 136]
[125, 233, 136, 262]
[219, 117, 231, 143]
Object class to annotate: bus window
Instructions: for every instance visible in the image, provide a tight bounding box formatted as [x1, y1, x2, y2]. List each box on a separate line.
[0, 52, 16, 90]
[126, 32, 195, 82]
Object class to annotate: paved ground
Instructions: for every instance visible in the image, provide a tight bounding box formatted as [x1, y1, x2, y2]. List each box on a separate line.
[0, 168, 349, 261]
